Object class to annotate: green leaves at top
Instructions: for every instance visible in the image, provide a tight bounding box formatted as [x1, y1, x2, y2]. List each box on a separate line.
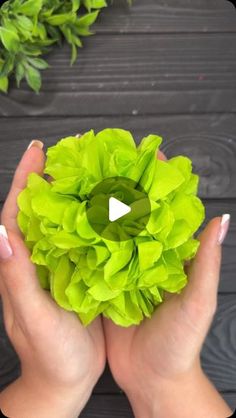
[82, 0, 107, 12]
[0, 27, 20, 52]
[15, 0, 43, 17]
[25, 65, 42, 93]
[0, 0, 130, 93]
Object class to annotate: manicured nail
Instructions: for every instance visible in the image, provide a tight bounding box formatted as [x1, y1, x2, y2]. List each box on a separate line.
[27, 140, 44, 150]
[218, 214, 231, 245]
[0, 225, 13, 260]
[75, 133, 81, 138]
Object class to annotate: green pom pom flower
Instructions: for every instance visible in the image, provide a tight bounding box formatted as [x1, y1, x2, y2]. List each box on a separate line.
[17, 129, 205, 327]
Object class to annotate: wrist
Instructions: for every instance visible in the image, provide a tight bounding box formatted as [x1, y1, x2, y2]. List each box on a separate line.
[125, 362, 232, 418]
[0, 376, 90, 418]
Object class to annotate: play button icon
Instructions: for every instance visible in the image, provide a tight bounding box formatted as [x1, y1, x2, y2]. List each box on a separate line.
[86, 176, 151, 242]
[109, 197, 131, 222]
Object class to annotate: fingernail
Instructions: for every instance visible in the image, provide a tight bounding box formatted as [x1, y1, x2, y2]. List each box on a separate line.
[0, 225, 13, 260]
[27, 140, 44, 150]
[218, 214, 231, 245]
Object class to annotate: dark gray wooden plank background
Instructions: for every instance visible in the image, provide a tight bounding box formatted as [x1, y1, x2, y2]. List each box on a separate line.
[0, 0, 236, 416]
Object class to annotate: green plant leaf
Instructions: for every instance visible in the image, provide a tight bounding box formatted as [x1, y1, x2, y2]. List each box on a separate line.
[0, 27, 19, 52]
[16, 0, 43, 16]
[33, 22, 47, 40]
[77, 10, 99, 27]
[75, 26, 92, 36]
[25, 65, 42, 93]
[0, 54, 15, 77]
[14, 15, 34, 33]
[46, 13, 74, 26]
[0, 0, 130, 93]
[0, 76, 8, 93]
[27, 57, 49, 69]
[15, 62, 25, 87]
[72, 0, 81, 12]
[71, 43, 78, 64]
[83, 0, 107, 11]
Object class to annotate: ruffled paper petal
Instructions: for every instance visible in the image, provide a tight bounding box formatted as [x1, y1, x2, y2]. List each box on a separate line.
[157, 160, 186, 197]
[17, 129, 205, 327]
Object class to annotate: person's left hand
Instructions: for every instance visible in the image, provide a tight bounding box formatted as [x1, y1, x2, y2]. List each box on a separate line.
[0, 141, 106, 418]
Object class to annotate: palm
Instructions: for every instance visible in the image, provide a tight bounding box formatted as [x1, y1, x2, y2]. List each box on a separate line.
[0, 227, 106, 395]
[103, 284, 215, 393]
[4, 279, 105, 388]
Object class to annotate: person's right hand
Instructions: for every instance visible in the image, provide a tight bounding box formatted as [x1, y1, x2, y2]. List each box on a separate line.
[103, 154, 232, 418]
[0, 141, 106, 418]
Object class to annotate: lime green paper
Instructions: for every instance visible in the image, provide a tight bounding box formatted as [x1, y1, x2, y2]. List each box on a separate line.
[17, 129, 205, 327]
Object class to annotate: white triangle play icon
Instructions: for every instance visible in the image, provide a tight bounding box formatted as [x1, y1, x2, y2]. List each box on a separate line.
[109, 197, 131, 222]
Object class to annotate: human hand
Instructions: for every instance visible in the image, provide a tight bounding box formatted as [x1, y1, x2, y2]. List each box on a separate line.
[103, 151, 232, 418]
[0, 141, 106, 418]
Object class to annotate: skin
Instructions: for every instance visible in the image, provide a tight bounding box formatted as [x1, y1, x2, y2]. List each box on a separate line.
[0, 145, 106, 418]
[0, 145, 233, 417]
[103, 152, 233, 418]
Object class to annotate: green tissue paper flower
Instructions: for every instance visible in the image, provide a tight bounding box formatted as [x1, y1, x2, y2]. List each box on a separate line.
[17, 129, 205, 327]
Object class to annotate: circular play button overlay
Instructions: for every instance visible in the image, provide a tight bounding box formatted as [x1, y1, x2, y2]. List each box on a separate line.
[86, 176, 151, 242]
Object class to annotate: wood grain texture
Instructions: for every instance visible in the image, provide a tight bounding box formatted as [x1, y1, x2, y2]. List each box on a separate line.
[0, 303, 20, 393]
[80, 395, 133, 418]
[200, 200, 236, 294]
[0, 0, 236, 413]
[0, 32, 236, 116]
[0, 114, 236, 200]
[223, 393, 236, 410]
[93, 0, 236, 34]
[201, 294, 236, 392]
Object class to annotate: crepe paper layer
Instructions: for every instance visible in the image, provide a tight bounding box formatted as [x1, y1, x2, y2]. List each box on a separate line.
[17, 129, 205, 327]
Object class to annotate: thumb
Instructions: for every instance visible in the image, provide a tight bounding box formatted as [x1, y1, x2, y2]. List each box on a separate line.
[182, 214, 230, 310]
[0, 225, 46, 320]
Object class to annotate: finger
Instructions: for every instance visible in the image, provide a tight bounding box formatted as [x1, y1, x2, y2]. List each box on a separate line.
[86, 316, 106, 368]
[0, 226, 46, 323]
[157, 150, 167, 161]
[1, 140, 44, 235]
[0, 281, 14, 334]
[102, 316, 137, 347]
[181, 216, 229, 308]
[163, 291, 174, 301]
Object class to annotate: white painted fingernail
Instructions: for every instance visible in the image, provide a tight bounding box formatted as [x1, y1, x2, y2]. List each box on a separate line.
[218, 214, 231, 245]
[0, 225, 13, 260]
[27, 140, 44, 150]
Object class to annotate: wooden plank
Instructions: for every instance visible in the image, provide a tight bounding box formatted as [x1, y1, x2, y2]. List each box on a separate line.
[0, 33, 236, 116]
[0, 304, 20, 393]
[0, 114, 236, 199]
[201, 294, 236, 392]
[80, 394, 133, 418]
[223, 393, 236, 411]
[93, 0, 236, 34]
[202, 200, 236, 294]
[93, 364, 121, 395]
